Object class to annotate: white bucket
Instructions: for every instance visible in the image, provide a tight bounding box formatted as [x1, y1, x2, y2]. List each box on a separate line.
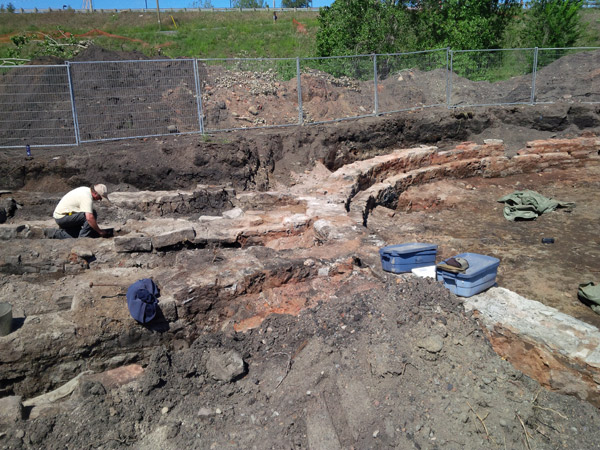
[411, 265, 436, 279]
[0, 302, 12, 336]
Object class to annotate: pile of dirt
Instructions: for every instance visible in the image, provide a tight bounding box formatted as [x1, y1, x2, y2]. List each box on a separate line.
[4, 275, 600, 449]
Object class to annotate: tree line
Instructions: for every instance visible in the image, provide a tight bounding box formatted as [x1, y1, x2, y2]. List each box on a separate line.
[316, 0, 585, 56]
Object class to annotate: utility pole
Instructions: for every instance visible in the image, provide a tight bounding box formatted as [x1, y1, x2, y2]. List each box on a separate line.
[156, 0, 161, 29]
[82, 0, 92, 11]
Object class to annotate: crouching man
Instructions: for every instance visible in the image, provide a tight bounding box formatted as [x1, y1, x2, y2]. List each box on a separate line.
[51, 184, 112, 239]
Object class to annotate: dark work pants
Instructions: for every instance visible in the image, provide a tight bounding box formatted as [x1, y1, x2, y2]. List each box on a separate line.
[54, 211, 99, 239]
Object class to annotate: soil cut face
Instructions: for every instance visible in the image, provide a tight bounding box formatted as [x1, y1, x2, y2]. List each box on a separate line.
[1, 47, 600, 449]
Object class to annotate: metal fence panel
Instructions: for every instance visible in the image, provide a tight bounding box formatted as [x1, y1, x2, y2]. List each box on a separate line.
[376, 49, 448, 114]
[299, 55, 375, 123]
[534, 48, 600, 104]
[449, 48, 536, 108]
[69, 59, 200, 142]
[0, 65, 76, 148]
[1, 47, 599, 149]
[198, 57, 298, 132]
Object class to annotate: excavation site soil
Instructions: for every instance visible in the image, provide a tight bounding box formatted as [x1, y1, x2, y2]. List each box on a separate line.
[1, 47, 600, 449]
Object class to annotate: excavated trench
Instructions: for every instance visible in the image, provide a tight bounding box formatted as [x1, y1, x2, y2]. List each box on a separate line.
[1, 135, 600, 410]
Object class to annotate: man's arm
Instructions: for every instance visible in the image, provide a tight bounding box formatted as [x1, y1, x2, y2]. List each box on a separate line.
[85, 212, 108, 237]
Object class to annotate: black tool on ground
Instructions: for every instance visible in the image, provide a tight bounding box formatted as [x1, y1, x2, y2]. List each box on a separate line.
[541, 237, 555, 244]
[103, 228, 114, 238]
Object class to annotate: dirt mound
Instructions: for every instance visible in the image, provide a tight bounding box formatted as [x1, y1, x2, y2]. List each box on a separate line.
[72, 45, 156, 62]
[5, 276, 600, 449]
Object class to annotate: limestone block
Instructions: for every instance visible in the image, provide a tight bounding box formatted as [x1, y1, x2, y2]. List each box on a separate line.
[282, 214, 310, 229]
[465, 287, 600, 407]
[114, 234, 153, 253]
[194, 226, 240, 245]
[222, 207, 244, 219]
[70, 246, 94, 259]
[198, 215, 223, 222]
[152, 228, 195, 249]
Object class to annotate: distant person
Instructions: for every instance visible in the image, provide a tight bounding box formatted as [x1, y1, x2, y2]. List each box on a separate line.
[50, 184, 112, 239]
[273, 11, 277, 21]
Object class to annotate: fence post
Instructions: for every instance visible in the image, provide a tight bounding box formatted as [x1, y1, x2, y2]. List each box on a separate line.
[531, 47, 538, 105]
[66, 62, 81, 146]
[445, 47, 452, 108]
[193, 58, 205, 134]
[373, 54, 379, 116]
[297, 57, 303, 125]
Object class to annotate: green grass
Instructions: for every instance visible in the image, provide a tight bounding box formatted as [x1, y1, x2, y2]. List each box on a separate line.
[0, 10, 320, 60]
[0, 8, 597, 70]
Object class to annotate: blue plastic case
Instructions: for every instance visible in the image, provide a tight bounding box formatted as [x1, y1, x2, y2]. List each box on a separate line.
[379, 243, 438, 274]
[436, 252, 500, 297]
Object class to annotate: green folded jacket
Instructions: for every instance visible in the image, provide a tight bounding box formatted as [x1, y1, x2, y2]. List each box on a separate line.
[497, 190, 575, 221]
[578, 282, 600, 315]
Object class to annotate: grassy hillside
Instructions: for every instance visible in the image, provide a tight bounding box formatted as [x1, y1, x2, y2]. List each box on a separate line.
[0, 8, 598, 61]
[0, 10, 320, 60]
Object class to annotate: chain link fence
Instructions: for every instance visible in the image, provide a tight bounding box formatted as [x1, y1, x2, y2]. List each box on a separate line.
[0, 64, 76, 148]
[0, 47, 598, 149]
[199, 57, 299, 132]
[69, 59, 201, 143]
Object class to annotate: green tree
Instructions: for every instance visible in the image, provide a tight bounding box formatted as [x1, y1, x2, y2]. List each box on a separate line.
[282, 0, 311, 7]
[519, 0, 583, 48]
[412, 0, 521, 51]
[6, 2, 15, 12]
[316, 0, 412, 56]
[316, 0, 520, 58]
[232, 0, 265, 7]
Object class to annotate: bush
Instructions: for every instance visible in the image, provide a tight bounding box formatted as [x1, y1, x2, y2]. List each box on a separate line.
[316, 0, 412, 57]
[519, 0, 583, 49]
[282, 0, 311, 7]
[232, 0, 265, 7]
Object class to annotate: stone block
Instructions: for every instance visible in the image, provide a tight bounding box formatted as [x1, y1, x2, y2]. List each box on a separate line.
[159, 297, 178, 322]
[222, 207, 244, 219]
[152, 228, 195, 249]
[114, 234, 153, 253]
[465, 287, 600, 407]
[206, 348, 246, 382]
[0, 396, 23, 424]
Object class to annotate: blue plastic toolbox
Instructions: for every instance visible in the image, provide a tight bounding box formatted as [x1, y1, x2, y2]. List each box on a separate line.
[436, 252, 500, 297]
[379, 243, 438, 274]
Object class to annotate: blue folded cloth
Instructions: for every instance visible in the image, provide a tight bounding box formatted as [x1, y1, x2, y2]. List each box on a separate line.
[126, 278, 159, 323]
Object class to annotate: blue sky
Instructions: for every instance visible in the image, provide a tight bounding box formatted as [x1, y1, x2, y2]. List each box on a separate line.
[10, 0, 332, 10]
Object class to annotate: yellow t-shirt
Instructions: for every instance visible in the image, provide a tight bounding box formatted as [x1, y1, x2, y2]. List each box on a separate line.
[53, 187, 93, 220]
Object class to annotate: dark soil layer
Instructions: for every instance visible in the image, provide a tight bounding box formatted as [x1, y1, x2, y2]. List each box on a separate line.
[1, 103, 599, 196]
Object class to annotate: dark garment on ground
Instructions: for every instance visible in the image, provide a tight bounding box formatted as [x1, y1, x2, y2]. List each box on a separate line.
[126, 279, 160, 323]
[53, 211, 100, 239]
